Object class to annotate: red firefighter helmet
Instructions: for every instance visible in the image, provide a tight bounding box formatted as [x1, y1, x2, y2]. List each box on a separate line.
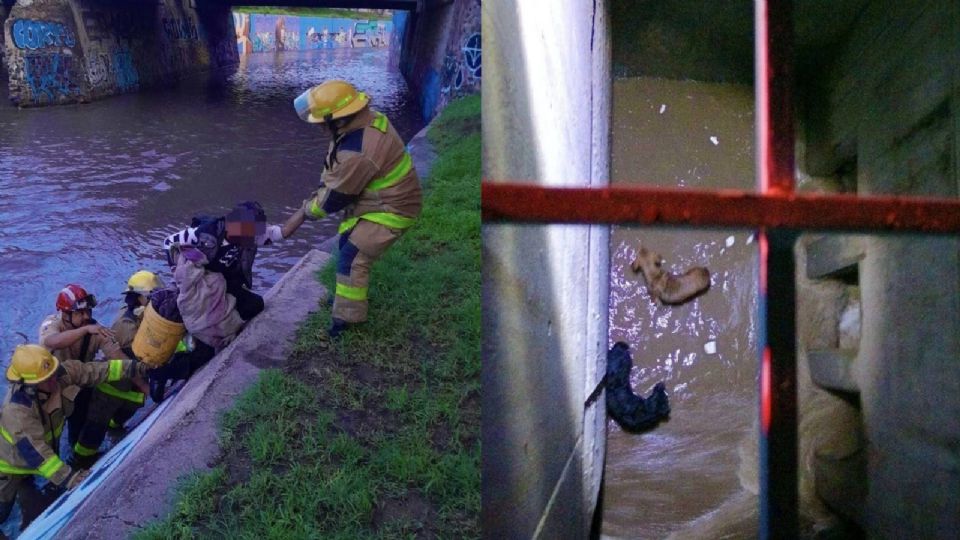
[56, 284, 97, 312]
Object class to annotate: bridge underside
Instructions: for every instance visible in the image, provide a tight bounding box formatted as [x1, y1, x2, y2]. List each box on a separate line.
[2, 0, 478, 122]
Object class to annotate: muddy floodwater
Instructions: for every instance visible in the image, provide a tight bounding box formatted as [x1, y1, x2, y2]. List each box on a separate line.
[603, 78, 760, 539]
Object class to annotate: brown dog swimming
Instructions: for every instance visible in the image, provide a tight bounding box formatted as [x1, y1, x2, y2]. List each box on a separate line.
[630, 242, 711, 305]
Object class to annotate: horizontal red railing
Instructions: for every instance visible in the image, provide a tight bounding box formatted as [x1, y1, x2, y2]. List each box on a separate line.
[481, 183, 960, 233]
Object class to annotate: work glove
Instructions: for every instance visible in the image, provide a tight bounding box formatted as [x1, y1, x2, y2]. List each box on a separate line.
[265, 224, 284, 244]
[64, 468, 90, 490]
[128, 359, 150, 380]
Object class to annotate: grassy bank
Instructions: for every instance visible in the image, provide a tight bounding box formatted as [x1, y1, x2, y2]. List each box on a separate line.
[233, 7, 393, 20]
[134, 94, 480, 539]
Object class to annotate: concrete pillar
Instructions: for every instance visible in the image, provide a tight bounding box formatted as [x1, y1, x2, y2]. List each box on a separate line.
[800, 1, 960, 535]
[482, 0, 610, 537]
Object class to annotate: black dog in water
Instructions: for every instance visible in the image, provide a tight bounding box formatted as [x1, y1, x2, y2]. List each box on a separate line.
[606, 341, 671, 431]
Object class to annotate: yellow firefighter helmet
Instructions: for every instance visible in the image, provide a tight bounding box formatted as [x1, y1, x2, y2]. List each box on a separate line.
[126, 270, 164, 295]
[293, 80, 369, 124]
[6, 344, 60, 384]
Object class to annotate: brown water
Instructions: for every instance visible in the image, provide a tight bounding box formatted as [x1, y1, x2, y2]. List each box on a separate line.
[603, 78, 760, 539]
[0, 47, 424, 385]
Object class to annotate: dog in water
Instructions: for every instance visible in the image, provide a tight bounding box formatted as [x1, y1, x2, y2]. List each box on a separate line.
[606, 341, 670, 432]
[630, 242, 711, 305]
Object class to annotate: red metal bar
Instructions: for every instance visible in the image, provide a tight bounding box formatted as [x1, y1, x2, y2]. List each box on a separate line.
[481, 183, 960, 233]
[758, 0, 797, 537]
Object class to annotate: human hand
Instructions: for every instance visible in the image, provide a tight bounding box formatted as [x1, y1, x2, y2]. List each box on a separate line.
[265, 224, 284, 243]
[87, 324, 115, 341]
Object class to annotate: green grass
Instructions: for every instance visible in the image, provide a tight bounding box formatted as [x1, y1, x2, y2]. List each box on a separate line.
[233, 7, 393, 20]
[133, 94, 480, 540]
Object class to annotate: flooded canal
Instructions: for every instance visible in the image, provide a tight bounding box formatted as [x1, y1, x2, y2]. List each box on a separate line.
[603, 77, 760, 538]
[0, 46, 425, 392]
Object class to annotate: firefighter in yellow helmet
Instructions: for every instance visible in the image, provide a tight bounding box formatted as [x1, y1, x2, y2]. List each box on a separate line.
[277, 80, 422, 338]
[0, 345, 149, 523]
[72, 271, 163, 462]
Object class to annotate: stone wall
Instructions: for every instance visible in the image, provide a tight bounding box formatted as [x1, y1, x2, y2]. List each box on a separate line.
[395, 0, 479, 121]
[3, 0, 237, 106]
[482, 0, 609, 537]
[0, 4, 8, 72]
[800, 0, 960, 536]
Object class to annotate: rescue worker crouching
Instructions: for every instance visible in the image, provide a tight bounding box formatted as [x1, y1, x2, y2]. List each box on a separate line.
[278, 80, 422, 338]
[38, 285, 123, 455]
[0, 345, 149, 522]
[72, 271, 161, 462]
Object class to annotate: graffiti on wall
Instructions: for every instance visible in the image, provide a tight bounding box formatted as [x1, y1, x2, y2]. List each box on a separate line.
[87, 54, 109, 88]
[162, 17, 199, 41]
[12, 19, 77, 50]
[112, 49, 139, 91]
[462, 32, 481, 78]
[235, 13, 392, 54]
[23, 54, 81, 102]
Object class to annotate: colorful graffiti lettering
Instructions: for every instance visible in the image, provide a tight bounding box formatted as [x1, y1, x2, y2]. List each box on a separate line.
[162, 17, 199, 41]
[462, 33, 481, 78]
[12, 19, 77, 50]
[112, 49, 139, 91]
[23, 54, 80, 102]
[87, 54, 109, 88]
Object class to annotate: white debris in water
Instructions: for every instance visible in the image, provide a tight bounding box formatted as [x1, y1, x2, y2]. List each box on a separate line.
[152, 181, 172, 191]
[659, 104, 667, 114]
[726, 235, 735, 247]
[710, 136, 720, 145]
[746, 233, 755, 244]
[704, 341, 717, 355]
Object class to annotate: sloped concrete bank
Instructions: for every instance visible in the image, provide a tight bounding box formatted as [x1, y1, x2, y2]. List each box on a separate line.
[22, 249, 329, 540]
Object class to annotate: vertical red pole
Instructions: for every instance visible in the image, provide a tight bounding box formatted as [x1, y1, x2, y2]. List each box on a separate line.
[756, 0, 798, 538]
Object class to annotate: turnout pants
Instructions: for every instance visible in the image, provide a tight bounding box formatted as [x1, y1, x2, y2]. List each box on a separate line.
[334, 219, 404, 323]
[73, 382, 144, 458]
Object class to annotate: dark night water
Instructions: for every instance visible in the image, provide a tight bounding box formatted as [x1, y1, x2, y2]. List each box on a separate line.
[0, 47, 424, 394]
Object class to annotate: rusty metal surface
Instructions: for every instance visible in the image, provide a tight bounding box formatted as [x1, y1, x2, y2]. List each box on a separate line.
[481, 183, 960, 234]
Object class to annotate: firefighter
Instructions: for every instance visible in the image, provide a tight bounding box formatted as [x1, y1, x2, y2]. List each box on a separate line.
[38, 285, 124, 453]
[0, 345, 148, 522]
[277, 80, 422, 338]
[72, 271, 162, 461]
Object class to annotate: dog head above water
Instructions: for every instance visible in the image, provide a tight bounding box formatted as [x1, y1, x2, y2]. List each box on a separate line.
[630, 243, 664, 278]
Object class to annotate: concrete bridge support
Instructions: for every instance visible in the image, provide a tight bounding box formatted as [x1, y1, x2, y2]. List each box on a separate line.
[483, 0, 609, 537]
[394, 0, 479, 121]
[2, 0, 237, 106]
[800, 1, 960, 535]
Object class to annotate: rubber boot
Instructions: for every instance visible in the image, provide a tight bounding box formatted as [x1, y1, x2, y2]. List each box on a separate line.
[328, 318, 349, 339]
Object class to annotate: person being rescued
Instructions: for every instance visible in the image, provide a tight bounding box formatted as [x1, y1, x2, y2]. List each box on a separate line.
[38, 285, 124, 462]
[0, 344, 149, 524]
[71, 271, 162, 464]
[150, 206, 273, 402]
[273, 79, 422, 339]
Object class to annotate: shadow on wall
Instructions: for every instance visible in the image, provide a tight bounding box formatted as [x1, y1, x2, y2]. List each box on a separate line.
[482, 227, 584, 539]
[481, 5, 600, 535]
